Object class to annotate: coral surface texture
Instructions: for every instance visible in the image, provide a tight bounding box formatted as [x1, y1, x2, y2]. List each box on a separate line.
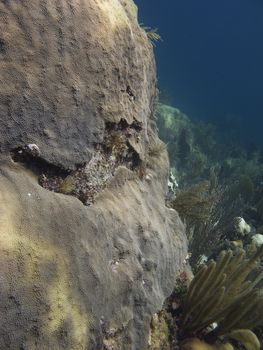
[0, 0, 187, 349]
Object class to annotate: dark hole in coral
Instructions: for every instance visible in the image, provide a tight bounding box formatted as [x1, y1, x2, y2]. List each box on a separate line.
[126, 85, 135, 100]
[131, 150, 141, 168]
[0, 38, 6, 54]
[105, 119, 142, 132]
[11, 146, 70, 178]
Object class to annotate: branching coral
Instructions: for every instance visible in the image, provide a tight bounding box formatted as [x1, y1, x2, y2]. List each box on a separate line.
[180, 246, 263, 350]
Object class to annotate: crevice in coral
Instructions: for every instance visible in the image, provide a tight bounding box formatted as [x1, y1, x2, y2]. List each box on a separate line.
[121, 85, 136, 101]
[0, 38, 6, 54]
[11, 146, 70, 178]
[10, 119, 144, 206]
[105, 119, 142, 132]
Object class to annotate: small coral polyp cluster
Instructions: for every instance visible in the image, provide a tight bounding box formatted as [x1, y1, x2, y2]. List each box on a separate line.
[179, 246, 263, 350]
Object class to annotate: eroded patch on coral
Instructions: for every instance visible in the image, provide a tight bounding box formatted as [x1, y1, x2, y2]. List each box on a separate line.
[11, 119, 144, 206]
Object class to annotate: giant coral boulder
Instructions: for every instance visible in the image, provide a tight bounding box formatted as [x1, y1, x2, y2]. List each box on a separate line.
[0, 0, 155, 168]
[0, 0, 187, 349]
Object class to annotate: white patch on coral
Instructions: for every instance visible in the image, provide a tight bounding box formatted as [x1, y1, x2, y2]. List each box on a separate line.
[235, 217, 251, 236]
[198, 254, 208, 265]
[145, 173, 153, 182]
[252, 234, 263, 247]
[211, 322, 218, 330]
[26, 143, 40, 156]
[109, 260, 120, 273]
[183, 252, 192, 264]
[213, 220, 219, 227]
[98, 0, 129, 29]
[169, 172, 178, 188]
[168, 171, 179, 198]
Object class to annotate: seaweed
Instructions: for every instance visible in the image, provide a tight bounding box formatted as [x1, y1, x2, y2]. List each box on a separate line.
[141, 26, 162, 45]
[148, 142, 167, 158]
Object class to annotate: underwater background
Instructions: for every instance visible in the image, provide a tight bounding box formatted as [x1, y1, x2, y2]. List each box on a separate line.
[135, 0, 263, 285]
[135, 5, 263, 346]
[135, 0, 263, 149]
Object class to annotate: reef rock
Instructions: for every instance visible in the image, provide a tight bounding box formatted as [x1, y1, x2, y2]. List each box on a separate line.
[0, 0, 187, 349]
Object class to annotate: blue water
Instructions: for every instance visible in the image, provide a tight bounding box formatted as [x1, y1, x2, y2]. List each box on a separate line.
[135, 0, 263, 148]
